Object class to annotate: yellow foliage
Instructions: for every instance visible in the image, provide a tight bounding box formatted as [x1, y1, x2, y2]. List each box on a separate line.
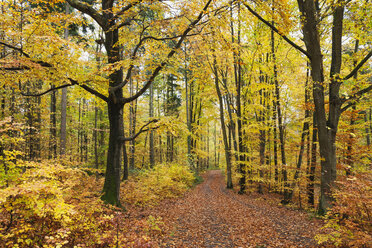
[121, 163, 195, 207]
[0, 161, 117, 247]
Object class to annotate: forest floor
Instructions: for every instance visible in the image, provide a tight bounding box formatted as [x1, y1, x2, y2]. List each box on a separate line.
[145, 170, 325, 248]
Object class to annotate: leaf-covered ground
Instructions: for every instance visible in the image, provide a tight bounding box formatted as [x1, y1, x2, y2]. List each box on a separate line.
[144, 170, 325, 247]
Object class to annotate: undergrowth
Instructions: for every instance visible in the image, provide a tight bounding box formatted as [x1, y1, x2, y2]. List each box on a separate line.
[121, 163, 195, 207]
[0, 161, 195, 247]
[315, 171, 372, 247]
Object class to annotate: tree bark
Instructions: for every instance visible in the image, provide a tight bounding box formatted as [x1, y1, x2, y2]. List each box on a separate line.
[297, 0, 333, 214]
[307, 113, 317, 207]
[365, 109, 371, 146]
[271, 25, 287, 197]
[100, 5, 124, 205]
[60, 2, 69, 156]
[149, 81, 155, 168]
[213, 59, 233, 189]
[258, 62, 266, 194]
[49, 85, 57, 159]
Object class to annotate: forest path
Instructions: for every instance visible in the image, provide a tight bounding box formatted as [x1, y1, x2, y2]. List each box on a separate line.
[157, 170, 324, 248]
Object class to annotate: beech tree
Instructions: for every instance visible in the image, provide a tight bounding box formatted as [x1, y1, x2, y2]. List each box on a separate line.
[1, 0, 215, 206]
[243, 0, 372, 213]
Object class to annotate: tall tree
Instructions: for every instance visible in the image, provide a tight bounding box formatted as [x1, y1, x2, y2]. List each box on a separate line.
[243, 0, 372, 213]
[1, 0, 214, 206]
[60, 2, 69, 156]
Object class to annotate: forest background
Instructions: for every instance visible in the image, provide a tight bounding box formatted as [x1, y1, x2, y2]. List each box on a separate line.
[0, 0, 371, 247]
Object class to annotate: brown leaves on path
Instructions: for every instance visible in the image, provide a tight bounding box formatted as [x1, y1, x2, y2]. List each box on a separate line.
[152, 170, 324, 248]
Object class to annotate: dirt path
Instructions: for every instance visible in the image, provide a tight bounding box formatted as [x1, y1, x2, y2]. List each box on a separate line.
[156, 170, 324, 248]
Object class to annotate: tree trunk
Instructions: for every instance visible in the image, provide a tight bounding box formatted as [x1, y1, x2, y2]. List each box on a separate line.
[60, 2, 69, 156]
[297, 0, 335, 214]
[365, 109, 371, 146]
[101, 16, 124, 206]
[94, 105, 99, 170]
[319, 1, 344, 214]
[273, 93, 279, 187]
[346, 40, 359, 175]
[258, 65, 266, 194]
[149, 81, 155, 168]
[223, 90, 239, 162]
[102, 99, 123, 206]
[213, 60, 233, 189]
[122, 138, 129, 181]
[307, 113, 317, 207]
[271, 26, 287, 196]
[141, 131, 149, 168]
[129, 79, 138, 169]
[49, 84, 57, 159]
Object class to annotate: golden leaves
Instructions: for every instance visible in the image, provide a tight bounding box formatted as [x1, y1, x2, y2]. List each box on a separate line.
[121, 163, 195, 207]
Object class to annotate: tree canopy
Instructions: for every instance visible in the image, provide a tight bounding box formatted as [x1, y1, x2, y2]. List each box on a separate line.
[0, 0, 371, 247]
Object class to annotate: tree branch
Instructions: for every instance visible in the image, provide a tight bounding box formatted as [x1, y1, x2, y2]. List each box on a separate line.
[120, 119, 158, 141]
[68, 78, 109, 102]
[0, 41, 30, 58]
[109, 26, 149, 94]
[341, 84, 372, 113]
[66, 0, 106, 30]
[343, 50, 372, 80]
[115, 17, 137, 29]
[1, 66, 29, 71]
[21, 83, 75, 97]
[242, 2, 311, 59]
[0, 40, 108, 101]
[112, 0, 142, 22]
[122, 0, 214, 103]
[0, 41, 53, 68]
[110, 31, 204, 94]
[20, 78, 108, 102]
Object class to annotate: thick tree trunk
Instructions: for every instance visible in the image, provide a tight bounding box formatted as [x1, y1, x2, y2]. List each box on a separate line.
[297, 0, 338, 214]
[102, 100, 123, 206]
[319, 2, 344, 214]
[101, 14, 124, 205]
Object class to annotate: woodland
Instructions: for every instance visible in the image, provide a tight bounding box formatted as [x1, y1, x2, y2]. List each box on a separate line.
[0, 0, 371, 247]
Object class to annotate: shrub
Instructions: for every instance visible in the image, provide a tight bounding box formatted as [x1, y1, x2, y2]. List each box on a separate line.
[0, 161, 119, 247]
[121, 163, 195, 206]
[316, 172, 372, 247]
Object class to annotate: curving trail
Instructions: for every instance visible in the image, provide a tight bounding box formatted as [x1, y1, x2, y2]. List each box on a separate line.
[156, 170, 324, 248]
